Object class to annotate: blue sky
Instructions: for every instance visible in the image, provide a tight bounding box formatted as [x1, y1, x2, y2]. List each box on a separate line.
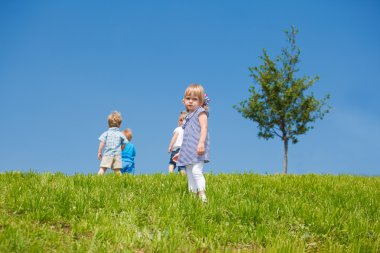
[1, 0, 379, 175]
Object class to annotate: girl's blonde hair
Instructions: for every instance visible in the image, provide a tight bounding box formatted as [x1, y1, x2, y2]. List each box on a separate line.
[108, 111, 122, 127]
[123, 128, 133, 141]
[184, 84, 208, 111]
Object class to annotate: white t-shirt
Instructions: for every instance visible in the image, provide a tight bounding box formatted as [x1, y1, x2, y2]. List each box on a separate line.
[173, 126, 184, 150]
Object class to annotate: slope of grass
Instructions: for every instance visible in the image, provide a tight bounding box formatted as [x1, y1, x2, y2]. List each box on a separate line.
[0, 172, 379, 252]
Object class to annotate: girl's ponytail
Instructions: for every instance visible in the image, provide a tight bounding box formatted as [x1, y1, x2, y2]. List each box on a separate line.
[202, 93, 210, 111]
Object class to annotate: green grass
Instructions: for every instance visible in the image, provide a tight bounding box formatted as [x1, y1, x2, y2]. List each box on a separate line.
[0, 172, 379, 252]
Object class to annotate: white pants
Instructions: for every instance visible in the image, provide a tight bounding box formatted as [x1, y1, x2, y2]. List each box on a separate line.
[186, 162, 206, 193]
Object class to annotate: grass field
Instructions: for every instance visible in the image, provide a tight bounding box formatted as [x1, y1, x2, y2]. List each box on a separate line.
[0, 172, 379, 252]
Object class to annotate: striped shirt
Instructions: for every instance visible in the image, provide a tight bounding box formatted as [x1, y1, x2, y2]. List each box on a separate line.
[177, 107, 210, 166]
[99, 127, 128, 156]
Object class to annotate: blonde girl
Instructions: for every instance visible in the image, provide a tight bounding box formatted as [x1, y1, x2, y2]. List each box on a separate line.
[173, 84, 210, 202]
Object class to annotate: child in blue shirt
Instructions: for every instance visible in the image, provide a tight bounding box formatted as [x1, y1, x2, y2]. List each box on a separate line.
[121, 128, 136, 175]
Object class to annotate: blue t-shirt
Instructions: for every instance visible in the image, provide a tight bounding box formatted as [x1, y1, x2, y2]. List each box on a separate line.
[122, 142, 136, 164]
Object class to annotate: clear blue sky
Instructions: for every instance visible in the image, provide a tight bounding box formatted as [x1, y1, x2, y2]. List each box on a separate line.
[1, 1, 379, 175]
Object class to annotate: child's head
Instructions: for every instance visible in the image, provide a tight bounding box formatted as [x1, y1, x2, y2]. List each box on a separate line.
[178, 111, 187, 126]
[123, 128, 133, 141]
[183, 84, 209, 111]
[108, 111, 122, 128]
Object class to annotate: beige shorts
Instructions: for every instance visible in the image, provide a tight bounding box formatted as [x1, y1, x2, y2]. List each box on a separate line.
[100, 155, 122, 169]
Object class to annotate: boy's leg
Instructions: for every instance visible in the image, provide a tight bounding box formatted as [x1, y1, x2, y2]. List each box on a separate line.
[98, 167, 107, 175]
[168, 164, 175, 173]
[123, 164, 134, 174]
[112, 155, 122, 175]
[121, 162, 128, 174]
[178, 166, 186, 176]
[113, 169, 121, 175]
[168, 150, 177, 173]
[99, 156, 112, 175]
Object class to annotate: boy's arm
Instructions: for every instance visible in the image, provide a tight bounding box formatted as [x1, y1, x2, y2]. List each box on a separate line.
[168, 132, 179, 153]
[98, 141, 105, 160]
[121, 134, 128, 151]
[197, 112, 208, 155]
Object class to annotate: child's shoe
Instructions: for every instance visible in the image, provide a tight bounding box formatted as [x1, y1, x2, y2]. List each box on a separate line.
[200, 193, 207, 204]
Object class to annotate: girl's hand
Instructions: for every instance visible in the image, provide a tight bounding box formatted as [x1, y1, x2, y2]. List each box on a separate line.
[98, 152, 102, 160]
[172, 153, 179, 162]
[197, 142, 205, 155]
[168, 147, 172, 153]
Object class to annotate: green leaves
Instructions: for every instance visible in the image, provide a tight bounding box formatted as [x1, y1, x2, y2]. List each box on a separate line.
[234, 26, 331, 173]
[236, 26, 330, 140]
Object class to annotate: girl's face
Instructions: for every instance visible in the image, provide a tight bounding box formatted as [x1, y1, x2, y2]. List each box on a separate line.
[183, 93, 201, 112]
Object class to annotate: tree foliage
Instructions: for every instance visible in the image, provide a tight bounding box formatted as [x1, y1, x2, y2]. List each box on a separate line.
[234, 26, 330, 173]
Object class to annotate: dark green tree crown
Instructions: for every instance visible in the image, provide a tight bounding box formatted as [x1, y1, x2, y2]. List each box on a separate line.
[234, 26, 331, 144]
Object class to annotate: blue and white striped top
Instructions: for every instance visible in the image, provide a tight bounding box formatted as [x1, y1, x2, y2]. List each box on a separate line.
[177, 107, 210, 166]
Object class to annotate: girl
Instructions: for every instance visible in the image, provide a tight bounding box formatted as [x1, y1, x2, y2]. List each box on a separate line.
[173, 84, 210, 203]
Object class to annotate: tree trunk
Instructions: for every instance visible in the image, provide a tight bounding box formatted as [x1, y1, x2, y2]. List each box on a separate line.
[283, 139, 288, 174]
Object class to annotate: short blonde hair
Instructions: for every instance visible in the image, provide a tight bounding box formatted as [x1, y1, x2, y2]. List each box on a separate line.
[184, 84, 208, 111]
[108, 111, 122, 128]
[123, 128, 133, 141]
[178, 112, 187, 126]
[179, 111, 187, 121]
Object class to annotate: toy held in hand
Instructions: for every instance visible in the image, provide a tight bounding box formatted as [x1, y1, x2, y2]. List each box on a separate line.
[172, 153, 179, 162]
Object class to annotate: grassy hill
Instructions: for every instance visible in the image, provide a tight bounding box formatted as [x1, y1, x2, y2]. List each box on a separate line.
[0, 172, 379, 252]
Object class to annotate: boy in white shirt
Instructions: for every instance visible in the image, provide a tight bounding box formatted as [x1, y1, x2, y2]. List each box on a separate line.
[167, 111, 187, 175]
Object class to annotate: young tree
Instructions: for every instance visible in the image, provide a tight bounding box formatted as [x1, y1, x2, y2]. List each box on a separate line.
[234, 26, 330, 174]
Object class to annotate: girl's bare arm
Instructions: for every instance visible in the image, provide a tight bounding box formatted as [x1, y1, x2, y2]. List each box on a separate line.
[197, 112, 208, 155]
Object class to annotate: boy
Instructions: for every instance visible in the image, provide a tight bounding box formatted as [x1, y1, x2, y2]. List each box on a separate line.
[98, 111, 128, 175]
[167, 111, 187, 175]
[121, 128, 136, 175]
